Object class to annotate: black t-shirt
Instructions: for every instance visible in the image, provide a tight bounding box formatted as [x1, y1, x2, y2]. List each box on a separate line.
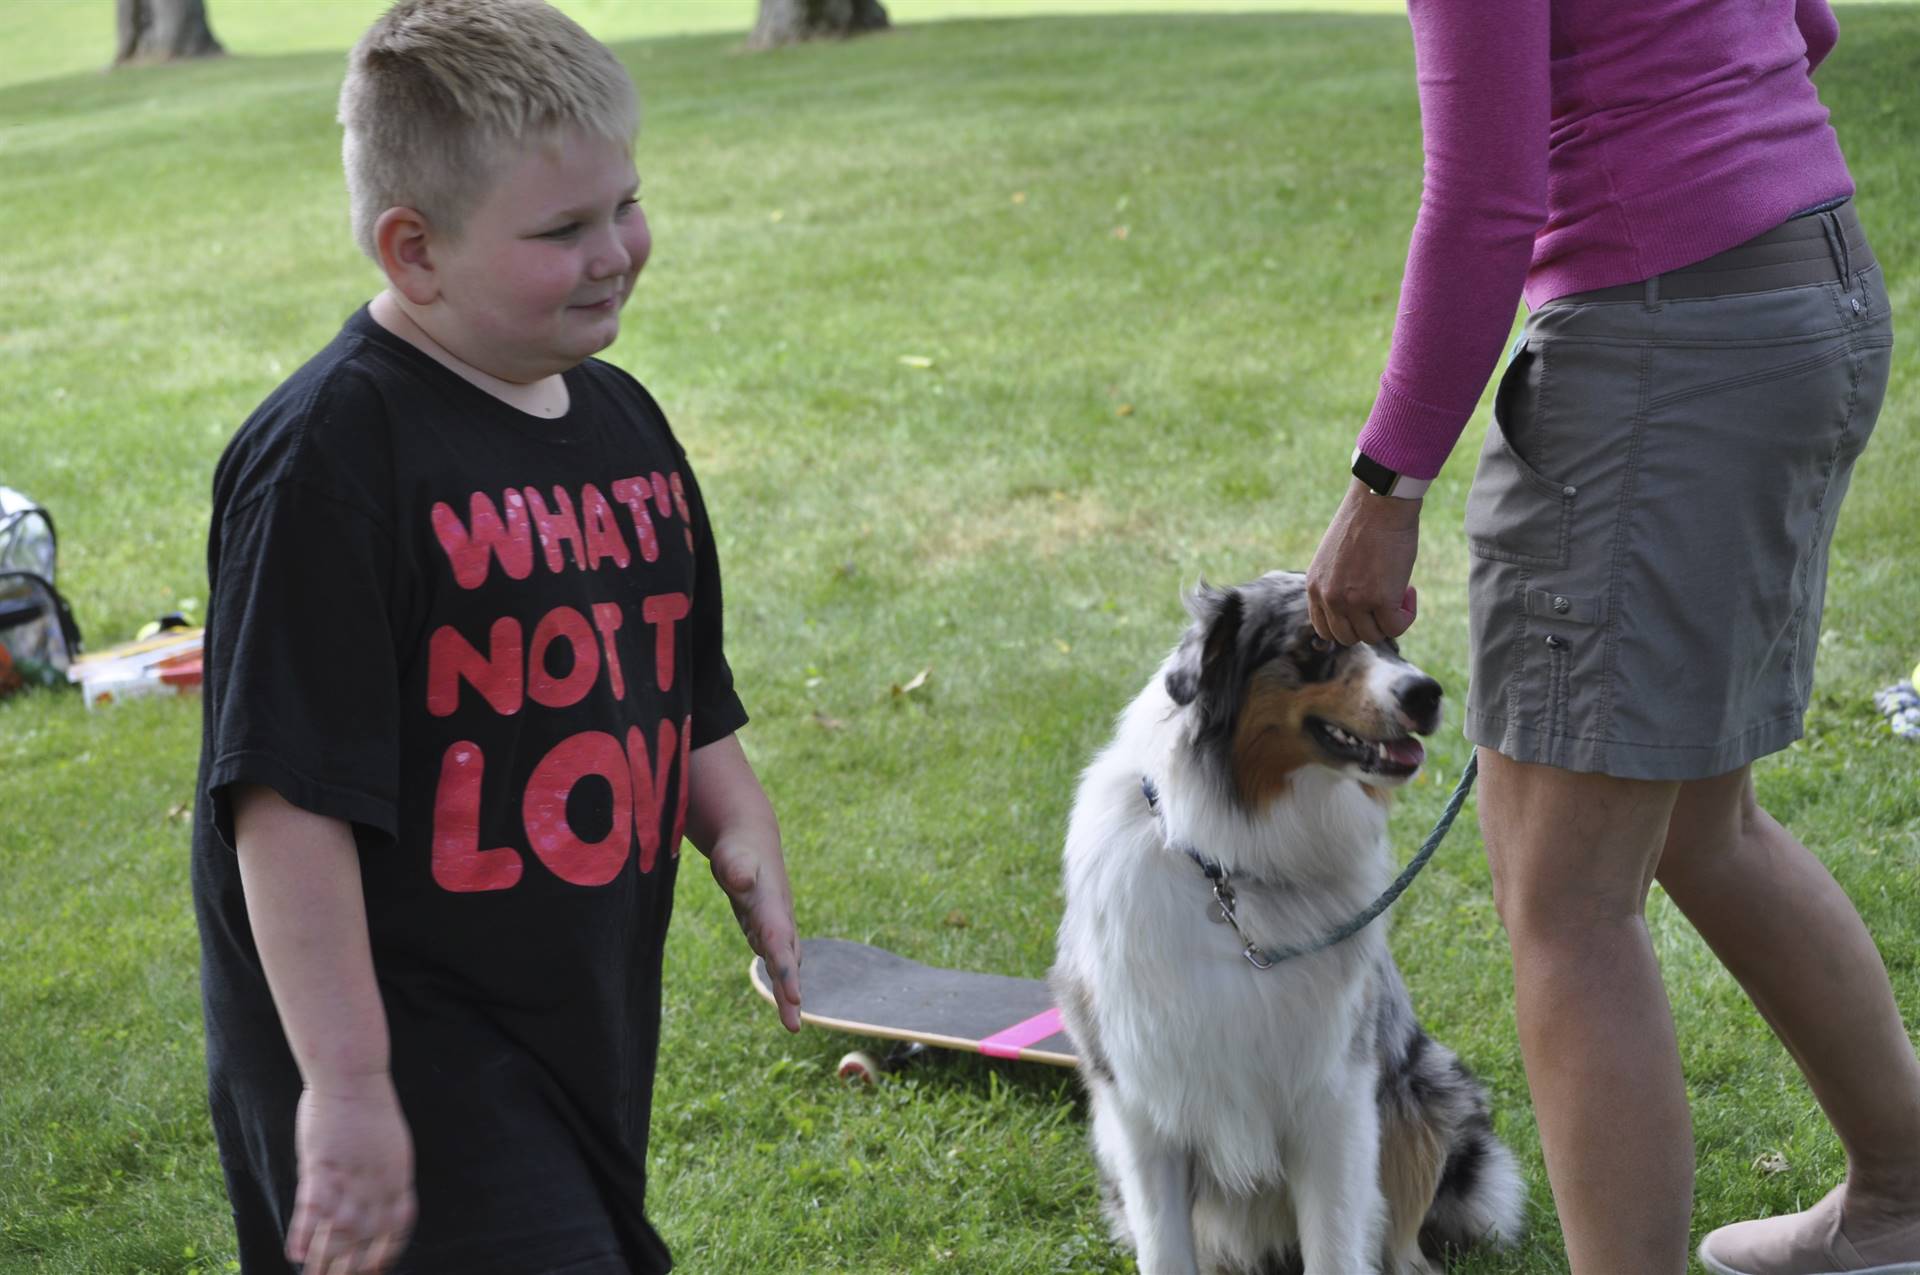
[191, 306, 746, 1273]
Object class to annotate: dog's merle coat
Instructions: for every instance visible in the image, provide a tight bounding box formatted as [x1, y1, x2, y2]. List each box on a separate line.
[1051, 573, 1523, 1274]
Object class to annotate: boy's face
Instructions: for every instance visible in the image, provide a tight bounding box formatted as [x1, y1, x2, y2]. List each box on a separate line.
[426, 128, 650, 383]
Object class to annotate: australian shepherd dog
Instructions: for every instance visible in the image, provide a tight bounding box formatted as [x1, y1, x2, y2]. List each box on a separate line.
[1050, 571, 1525, 1275]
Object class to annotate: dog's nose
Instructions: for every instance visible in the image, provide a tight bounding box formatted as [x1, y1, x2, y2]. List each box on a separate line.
[1394, 675, 1443, 733]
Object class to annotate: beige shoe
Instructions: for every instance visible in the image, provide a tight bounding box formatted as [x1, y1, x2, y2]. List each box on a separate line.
[1699, 1186, 1920, 1275]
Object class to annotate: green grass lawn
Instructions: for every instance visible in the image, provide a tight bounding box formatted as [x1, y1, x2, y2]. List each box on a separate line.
[0, 0, 1404, 93]
[3, 5, 1918, 1274]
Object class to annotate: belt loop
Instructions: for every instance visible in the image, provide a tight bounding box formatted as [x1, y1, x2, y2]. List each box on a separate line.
[1643, 273, 1662, 311]
[1820, 210, 1853, 285]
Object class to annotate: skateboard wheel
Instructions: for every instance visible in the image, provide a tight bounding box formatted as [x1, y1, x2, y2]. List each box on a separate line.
[836, 1051, 880, 1086]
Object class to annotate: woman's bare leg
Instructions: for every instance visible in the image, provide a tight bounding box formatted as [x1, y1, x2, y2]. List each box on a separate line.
[1477, 746, 1691, 1274]
[1657, 767, 1920, 1230]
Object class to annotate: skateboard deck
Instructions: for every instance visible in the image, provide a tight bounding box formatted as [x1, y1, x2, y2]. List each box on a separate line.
[749, 938, 1078, 1068]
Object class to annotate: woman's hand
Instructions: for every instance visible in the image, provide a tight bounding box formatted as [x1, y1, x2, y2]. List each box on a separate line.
[1307, 478, 1421, 645]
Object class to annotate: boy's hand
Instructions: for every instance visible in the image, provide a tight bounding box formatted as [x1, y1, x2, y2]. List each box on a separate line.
[685, 735, 803, 1033]
[712, 839, 803, 1032]
[288, 1073, 417, 1274]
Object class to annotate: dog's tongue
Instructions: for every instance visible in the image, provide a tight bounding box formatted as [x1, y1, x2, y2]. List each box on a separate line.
[1381, 737, 1425, 769]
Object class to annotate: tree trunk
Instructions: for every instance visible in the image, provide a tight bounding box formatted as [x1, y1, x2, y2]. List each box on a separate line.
[747, 0, 890, 50]
[114, 0, 225, 66]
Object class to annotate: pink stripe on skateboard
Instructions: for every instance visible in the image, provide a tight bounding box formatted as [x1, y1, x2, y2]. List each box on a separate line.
[979, 1008, 1065, 1059]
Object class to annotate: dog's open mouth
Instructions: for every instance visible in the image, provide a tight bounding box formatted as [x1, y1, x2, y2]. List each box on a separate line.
[1307, 717, 1426, 778]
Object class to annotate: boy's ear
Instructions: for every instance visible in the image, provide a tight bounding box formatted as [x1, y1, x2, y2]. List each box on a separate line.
[373, 206, 439, 306]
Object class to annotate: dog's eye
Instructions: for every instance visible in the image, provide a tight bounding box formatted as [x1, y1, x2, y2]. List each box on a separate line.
[1296, 636, 1337, 682]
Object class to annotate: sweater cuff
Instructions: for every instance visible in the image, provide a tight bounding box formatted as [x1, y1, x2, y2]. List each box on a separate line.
[1353, 377, 1473, 482]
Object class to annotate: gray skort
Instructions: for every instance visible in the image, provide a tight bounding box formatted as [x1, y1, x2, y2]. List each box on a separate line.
[1464, 202, 1894, 781]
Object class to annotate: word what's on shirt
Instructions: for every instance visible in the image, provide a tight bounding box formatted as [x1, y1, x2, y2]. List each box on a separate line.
[424, 473, 700, 896]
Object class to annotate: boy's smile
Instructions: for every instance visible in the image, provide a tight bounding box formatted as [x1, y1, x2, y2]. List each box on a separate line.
[381, 127, 651, 396]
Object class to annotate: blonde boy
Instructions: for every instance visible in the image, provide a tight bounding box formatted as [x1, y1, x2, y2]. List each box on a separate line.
[191, 2, 801, 1271]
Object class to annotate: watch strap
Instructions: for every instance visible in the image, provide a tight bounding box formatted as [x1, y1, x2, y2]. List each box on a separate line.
[1350, 448, 1431, 500]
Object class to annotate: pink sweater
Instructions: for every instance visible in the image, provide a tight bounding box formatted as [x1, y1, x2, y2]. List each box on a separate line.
[1356, 0, 1853, 480]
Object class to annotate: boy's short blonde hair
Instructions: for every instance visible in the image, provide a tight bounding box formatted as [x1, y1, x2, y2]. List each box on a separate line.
[338, 0, 638, 260]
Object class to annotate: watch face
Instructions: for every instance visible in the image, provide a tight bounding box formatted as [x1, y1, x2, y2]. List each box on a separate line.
[1351, 451, 1398, 495]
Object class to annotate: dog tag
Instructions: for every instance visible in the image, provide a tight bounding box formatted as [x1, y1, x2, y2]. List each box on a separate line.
[1207, 900, 1231, 925]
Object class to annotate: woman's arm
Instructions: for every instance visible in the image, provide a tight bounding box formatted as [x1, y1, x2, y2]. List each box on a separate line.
[1310, 0, 1550, 645]
[1354, 0, 1551, 482]
[1796, 0, 1838, 73]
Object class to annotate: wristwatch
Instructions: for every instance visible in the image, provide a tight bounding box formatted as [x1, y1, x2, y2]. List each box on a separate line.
[1350, 447, 1431, 500]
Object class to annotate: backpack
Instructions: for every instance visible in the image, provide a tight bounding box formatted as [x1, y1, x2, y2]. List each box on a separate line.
[0, 485, 83, 696]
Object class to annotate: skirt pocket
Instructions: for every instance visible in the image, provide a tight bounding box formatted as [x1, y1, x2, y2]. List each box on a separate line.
[1464, 341, 1578, 569]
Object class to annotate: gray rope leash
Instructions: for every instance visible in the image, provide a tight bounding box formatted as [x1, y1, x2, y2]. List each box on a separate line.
[1142, 751, 1479, 969]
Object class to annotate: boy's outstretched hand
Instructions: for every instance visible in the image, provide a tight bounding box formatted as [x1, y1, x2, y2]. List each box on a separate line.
[288, 1075, 417, 1273]
[685, 735, 803, 1033]
[710, 836, 803, 1033]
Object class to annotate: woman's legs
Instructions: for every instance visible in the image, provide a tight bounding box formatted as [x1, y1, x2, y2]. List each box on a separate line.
[1656, 766, 1920, 1229]
[1477, 746, 1692, 1273]
[1482, 746, 1920, 1271]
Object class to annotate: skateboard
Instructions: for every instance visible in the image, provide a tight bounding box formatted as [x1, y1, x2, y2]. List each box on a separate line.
[748, 937, 1077, 1071]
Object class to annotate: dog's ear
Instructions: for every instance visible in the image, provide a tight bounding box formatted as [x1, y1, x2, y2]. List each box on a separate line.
[1179, 578, 1232, 626]
[1166, 583, 1244, 736]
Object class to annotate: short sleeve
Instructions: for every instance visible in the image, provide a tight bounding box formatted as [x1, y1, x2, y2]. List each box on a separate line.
[203, 480, 401, 850]
[676, 461, 748, 749]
